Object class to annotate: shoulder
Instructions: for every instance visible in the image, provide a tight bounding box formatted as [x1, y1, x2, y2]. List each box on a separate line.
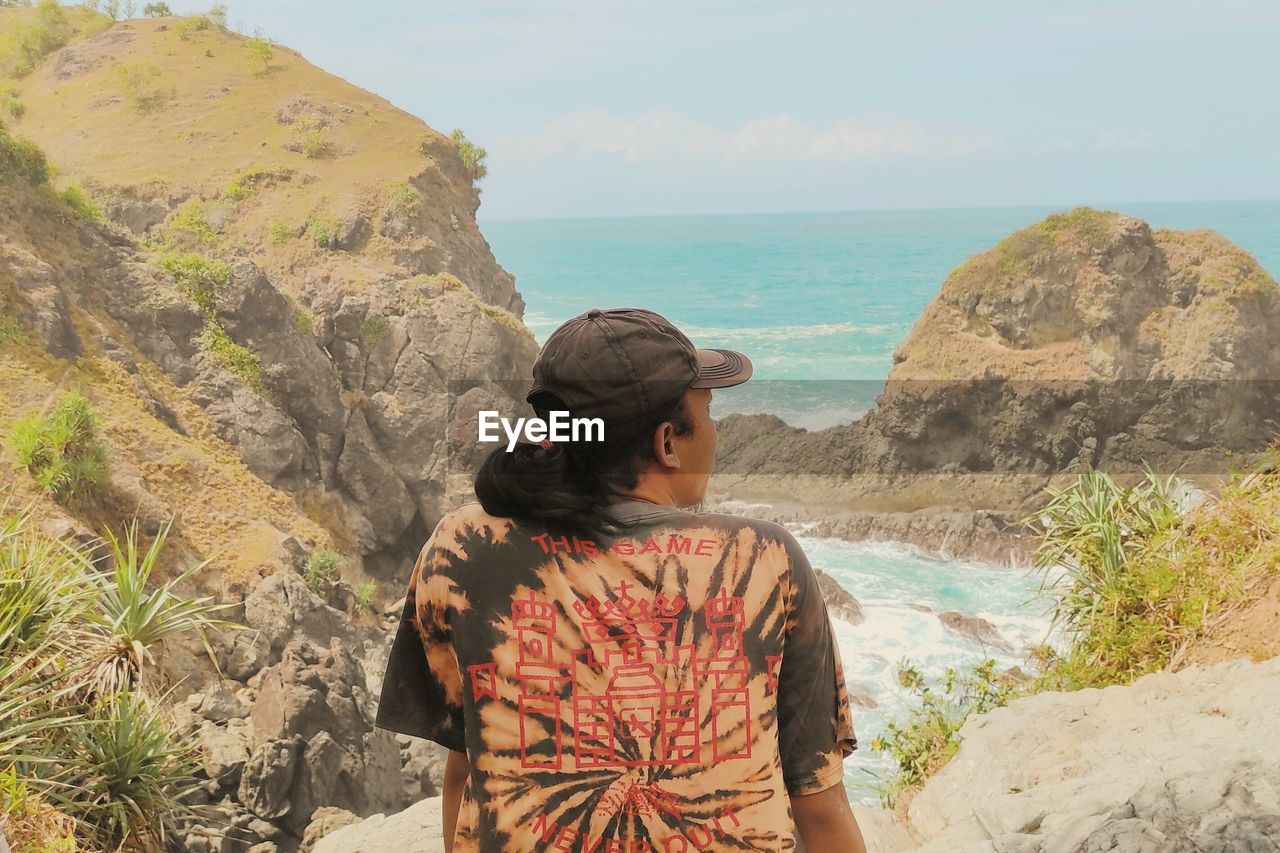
[431, 501, 520, 544]
[686, 510, 806, 552]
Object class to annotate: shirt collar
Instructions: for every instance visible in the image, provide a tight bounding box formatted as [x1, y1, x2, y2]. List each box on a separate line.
[601, 497, 688, 525]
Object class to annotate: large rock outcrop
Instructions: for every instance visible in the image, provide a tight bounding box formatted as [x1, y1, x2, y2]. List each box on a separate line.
[177, 570, 449, 851]
[710, 209, 1280, 554]
[899, 656, 1280, 851]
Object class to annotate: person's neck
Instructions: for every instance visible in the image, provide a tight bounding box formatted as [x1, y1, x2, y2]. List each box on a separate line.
[612, 481, 681, 507]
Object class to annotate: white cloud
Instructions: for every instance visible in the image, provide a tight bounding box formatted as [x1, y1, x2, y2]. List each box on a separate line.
[1094, 130, 1155, 152]
[494, 109, 1002, 167]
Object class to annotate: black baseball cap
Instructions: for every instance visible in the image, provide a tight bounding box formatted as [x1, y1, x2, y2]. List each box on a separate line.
[527, 307, 753, 423]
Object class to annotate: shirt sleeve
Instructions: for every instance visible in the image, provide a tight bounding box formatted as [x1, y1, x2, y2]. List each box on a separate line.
[374, 517, 468, 752]
[774, 527, 858, 796]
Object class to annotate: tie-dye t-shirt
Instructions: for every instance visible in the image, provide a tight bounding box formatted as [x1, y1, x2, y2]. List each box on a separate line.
[375, 498, 858, 851]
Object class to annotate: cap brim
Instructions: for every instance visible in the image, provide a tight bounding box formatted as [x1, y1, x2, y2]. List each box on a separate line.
[691, 348, 752, 389]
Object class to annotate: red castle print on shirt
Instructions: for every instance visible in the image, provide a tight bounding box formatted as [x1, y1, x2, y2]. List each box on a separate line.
[467, 580, 764, 772]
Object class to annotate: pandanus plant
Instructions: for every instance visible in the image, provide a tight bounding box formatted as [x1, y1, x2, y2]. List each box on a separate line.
[88, 518, 239, 697]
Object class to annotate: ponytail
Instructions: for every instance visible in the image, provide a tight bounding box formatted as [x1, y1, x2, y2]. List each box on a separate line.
[473, 393, 694, 536]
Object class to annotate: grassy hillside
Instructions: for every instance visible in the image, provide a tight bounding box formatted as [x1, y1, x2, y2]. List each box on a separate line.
[2, 4, 517, 307]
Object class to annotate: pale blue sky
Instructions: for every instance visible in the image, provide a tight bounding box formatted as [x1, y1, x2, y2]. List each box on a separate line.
[170, 0, 1279, 219]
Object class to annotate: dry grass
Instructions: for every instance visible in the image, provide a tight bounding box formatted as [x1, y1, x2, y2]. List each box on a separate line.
[0, 319, 331, 588]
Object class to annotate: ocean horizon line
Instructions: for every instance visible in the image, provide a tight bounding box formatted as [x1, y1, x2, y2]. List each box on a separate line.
[479, 196, 1280, 225]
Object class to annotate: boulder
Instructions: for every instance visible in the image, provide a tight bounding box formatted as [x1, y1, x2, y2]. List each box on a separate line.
[815, 568, 865, 625]
[312, 796, 446, 853]
[906, 656, 1280, 851]
[242, 572, 346, 659]
[197, 719, 251, 789]
[937, 610, 1013, 653]
[238, 737, 300, 822]
[244, 634, 407, 834]
[300, 807, 361, 853]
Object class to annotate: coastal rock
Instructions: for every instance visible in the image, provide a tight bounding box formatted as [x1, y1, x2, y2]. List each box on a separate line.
[245, 635, 406, 836]
[712, 210, 1280, 528]
[8, 20, 543, 594]
[815, 568, 865, 625]
[904, 656, 1280, 851]
[937, 610, 1013, 653]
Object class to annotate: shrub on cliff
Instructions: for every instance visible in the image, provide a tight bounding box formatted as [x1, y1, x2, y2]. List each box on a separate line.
[160, 198, 220, 248]
[305, 210, 342, 247]
[868, 659, 1022, 809]
[0, 310, 25, 345]
[8, 390, 110, 503]
[0, 766, 77, 852]
[59, 184, 102, 222]
[246, 34, 274, 74]
[174, 6, 226, 40]
[289, 117, 332, 159]
[51, 689, 202, 849]
[1, 79, 23, 118]
[90, 520, 233, 696]
[304, 547, 343, 595]
[1027, 452, 1280, 688]
[198, 322, 266, 394]
[871, 448, 1280, 809]
[450, 128, 487, 183]
[156, 251, 230, 314]
[223, 165, 290, 201]
[383, 179, 420, 215]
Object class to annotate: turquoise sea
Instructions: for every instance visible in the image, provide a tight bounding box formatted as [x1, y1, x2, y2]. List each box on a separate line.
[484, 200, 1280, 431]
[482, 200, 1280, 801]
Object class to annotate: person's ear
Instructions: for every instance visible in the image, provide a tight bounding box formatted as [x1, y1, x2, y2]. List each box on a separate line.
[652, 421, 681, 469]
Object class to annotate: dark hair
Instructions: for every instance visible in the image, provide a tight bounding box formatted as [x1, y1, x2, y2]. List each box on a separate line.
[473, 391, 696, 536]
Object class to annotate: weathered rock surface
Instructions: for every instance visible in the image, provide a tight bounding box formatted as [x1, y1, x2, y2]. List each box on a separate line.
[313, 796, 445, 853]
[936, 611, 1013, 653]
[902, 656, 1280, 851]
[170, 569, 435, 849]
[815, 567, 865, 625]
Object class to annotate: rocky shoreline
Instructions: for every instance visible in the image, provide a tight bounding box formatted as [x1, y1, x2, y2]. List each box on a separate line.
[703, 485, 1045, 568]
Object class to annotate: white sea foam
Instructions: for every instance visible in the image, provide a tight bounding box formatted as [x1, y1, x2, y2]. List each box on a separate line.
[794, 533, 1061, 803]
[682, 320, 910, 344]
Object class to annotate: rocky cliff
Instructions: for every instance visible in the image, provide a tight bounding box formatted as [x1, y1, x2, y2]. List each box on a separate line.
[1, 7, 534, 849]
[2, 8, 539, 582]
[710, 209, 1280, 559]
